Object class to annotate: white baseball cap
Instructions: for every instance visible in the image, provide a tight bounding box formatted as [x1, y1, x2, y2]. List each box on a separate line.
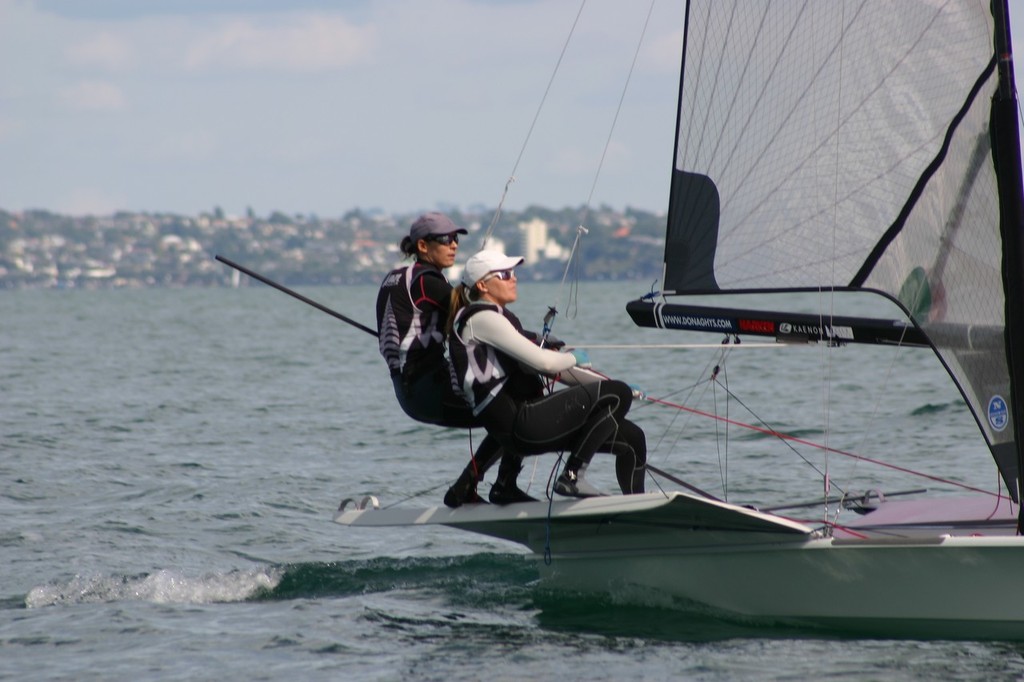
[461, 250, 524, 287]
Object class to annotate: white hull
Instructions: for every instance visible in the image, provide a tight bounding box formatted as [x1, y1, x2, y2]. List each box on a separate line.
[335, 491, 1024, 637]
[538, 535, 1024, 638]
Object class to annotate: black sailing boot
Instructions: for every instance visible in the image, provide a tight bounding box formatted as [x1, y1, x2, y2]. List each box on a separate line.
[443, 437, 505, 509]
[553, 461, 606, 498]
[553, 401, 616, 498]
[488, 455, 538, 505]
[444, 466, 486, 509]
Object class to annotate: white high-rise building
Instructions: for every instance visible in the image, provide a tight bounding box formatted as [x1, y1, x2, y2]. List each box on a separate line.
[519, 218, 548, 265]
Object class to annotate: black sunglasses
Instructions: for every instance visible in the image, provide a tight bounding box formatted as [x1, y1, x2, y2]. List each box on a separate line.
[425, 233, 460, 245]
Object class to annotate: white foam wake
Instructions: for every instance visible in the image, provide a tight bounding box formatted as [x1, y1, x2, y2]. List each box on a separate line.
[25, 567, 284, 608]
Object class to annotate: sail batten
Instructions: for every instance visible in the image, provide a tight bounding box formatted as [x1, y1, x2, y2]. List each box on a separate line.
[646, 0, 1023, 498]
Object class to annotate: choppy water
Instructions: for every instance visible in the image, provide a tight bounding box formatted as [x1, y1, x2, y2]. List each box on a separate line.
[4, 282, 1024, 681]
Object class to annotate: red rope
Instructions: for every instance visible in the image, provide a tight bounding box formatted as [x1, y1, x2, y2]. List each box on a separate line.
[644, 394, 999, 498]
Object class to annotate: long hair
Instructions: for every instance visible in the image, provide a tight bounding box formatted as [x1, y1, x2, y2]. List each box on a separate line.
[446, 283, 481, 336]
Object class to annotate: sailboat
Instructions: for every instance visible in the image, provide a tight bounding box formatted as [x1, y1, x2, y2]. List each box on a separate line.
[335, 0, 1024, 638]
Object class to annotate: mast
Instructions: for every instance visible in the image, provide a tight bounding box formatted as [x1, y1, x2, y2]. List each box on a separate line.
[990, 0, 1024, 529]
[659, 0, 695, 297]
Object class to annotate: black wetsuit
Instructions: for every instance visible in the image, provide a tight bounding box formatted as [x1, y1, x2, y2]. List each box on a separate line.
[376, 260, 480, 427]
[376, 261, 503, 480]
[449, 302, 646, 494]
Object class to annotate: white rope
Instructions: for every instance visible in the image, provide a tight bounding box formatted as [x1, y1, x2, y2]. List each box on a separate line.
[481, 1, 587, 249]
[578, 0, 656, 211]
[545, 0, 658, 337]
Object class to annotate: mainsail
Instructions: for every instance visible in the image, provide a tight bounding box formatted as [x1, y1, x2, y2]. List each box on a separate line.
[633, 1, 1024, 498]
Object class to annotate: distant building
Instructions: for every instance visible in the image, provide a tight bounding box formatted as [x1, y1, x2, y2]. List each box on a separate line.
[518, 218, 568, 265]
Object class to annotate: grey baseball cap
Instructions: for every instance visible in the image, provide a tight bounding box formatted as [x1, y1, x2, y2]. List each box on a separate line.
[409, 212, 468, 241]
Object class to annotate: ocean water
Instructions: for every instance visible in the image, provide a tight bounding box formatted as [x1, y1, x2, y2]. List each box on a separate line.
[3, 281, 1024, 681]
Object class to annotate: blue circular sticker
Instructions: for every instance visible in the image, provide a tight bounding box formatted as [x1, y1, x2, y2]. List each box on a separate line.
[988, 395, 1009, 432]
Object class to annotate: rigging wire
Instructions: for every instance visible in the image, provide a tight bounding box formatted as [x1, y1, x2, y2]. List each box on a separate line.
[629, 322, 1001, 509]
[580, 0, 658, 215]
[543, 0, 659, 340]
[712, 362, 730, 501]
[546, 224, 588, 337]
[715, 374, 839, 492]
[642, 379, 1000, 499]
[798, 1, 856, 524]
[819, 0, 847, 524]
[480, 1, 587, 250]
[831, 324, 912, 526]
[640, 339, 732, 454]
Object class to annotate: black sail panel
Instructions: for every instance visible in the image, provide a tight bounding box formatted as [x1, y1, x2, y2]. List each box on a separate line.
[663, 171, 721, 293]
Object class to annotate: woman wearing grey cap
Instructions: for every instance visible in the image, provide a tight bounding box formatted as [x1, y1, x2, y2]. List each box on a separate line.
[375, 212, 503, 506]
[446, 250, 647, 501]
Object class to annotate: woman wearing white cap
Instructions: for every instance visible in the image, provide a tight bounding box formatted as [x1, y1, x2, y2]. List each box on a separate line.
[446, 250, 647, 503]
[376, 213, 505, 505]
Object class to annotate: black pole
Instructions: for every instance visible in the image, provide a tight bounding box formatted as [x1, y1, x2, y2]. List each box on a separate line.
[990, 0, 1024, 529]
[215, 254, 379, 338]
[647, 464, 721, 501]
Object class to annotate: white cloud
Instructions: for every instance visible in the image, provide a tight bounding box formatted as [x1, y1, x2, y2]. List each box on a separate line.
[0, 1, 687, 215]
[183, 14, 374, 72]
[65, 31, 132, 70]
[59, 80, 127, 111]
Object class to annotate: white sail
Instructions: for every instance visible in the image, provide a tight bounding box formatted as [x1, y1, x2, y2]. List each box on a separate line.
[658, 0, 1020, 493]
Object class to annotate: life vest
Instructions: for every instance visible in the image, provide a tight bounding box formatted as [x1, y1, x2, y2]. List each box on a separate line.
[375, 261, 449, 381]
[448, 302, 543, 416]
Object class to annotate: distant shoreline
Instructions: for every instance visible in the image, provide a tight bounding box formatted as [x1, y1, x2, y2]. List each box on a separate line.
[0, 205, 666, 290]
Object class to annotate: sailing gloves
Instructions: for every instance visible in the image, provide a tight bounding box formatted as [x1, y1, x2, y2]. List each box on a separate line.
[569, 348, 592, 368]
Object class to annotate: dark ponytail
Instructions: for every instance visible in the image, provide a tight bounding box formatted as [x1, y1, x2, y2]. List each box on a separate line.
[399, 235, 418, 258]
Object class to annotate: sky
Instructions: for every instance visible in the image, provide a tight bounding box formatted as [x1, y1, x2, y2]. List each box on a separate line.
[1, 0, 1022, 219]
